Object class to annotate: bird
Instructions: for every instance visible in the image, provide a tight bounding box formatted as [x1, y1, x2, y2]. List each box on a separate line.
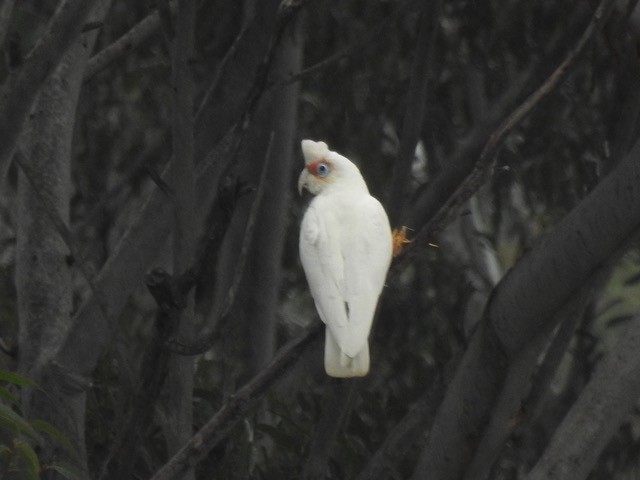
[298, 140, 392, 377]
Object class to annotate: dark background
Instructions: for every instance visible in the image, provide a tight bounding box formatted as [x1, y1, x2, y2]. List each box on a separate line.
[1, 0, 640, 479]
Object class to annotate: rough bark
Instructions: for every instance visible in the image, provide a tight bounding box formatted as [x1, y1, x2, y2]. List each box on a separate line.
[14, 0, 111, 472]
[0, 0, 102, 180]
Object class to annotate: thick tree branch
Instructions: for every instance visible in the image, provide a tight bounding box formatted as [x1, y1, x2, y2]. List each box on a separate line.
[84, 5, 175, 80]
[410, 110, 640, 480]
[463, 272, 602, 480]
[402, 0, 617, 259]
[14, 151, 97, 289]
[0, 0, 101, 180]
[525, 312, 640, 480]
[50, 135, 232, 386]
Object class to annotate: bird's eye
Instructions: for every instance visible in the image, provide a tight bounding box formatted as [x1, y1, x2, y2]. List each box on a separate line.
[315, 162, 330, 178]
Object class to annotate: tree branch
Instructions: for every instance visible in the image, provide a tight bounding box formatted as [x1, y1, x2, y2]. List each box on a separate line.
[149, 322, 323, 480]
[410, 103, 640, 480]
[0, 0, 101, 180]
[13, 151, 98, 292]
[387, 0, 441, 225]
[400, 0, 617, 262]
[525, 311, 640, 480]
[162, 134, 275, 355]
[84, 7, 165, 81]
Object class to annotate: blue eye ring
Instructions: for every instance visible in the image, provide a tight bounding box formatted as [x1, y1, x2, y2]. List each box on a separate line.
[315, 162, 330, 178]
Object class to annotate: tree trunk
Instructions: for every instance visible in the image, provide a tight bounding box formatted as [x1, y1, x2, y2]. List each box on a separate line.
[244, 4, 303, 376]
[411, 136, 640, 480]
[14, 0, 111, 472]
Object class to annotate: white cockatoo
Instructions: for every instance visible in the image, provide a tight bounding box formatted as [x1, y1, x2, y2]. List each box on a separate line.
[298, 140, 392, 377]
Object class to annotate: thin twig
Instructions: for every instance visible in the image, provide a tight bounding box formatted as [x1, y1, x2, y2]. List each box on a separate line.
[398, 0, 617, 263]
[195, 23, 249, 120]
[275, 0, 419, 88]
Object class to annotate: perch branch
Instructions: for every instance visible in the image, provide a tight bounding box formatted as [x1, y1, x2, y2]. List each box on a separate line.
[397, 0, 616, 265]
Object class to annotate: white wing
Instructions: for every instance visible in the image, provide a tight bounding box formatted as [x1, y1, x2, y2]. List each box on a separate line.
[299, 193, 392, 358]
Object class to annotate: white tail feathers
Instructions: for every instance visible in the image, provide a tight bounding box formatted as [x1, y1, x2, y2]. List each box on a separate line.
[324, 328, 370, 377]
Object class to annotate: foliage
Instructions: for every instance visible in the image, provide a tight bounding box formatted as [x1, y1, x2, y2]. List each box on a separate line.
[0, 370, 84, 480]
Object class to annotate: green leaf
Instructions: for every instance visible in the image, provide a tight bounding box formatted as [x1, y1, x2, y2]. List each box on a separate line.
[0, 403, 40, 441]
[47, 462, 89, 480]
[0, 370, 39, 389]
[32, 419, 78, 458]
[13, 438, 40, 480]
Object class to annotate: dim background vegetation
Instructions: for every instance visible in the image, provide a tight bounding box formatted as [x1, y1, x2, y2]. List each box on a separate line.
[1, 0, 640, 479]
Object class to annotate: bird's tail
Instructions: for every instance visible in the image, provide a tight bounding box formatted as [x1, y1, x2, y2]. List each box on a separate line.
[324, 328, 369, 377]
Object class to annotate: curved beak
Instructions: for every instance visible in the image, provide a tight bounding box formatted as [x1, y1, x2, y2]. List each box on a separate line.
[298, 169, 309, 195]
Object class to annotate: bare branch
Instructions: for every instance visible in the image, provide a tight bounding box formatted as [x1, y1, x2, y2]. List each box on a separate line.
[411, 83, 638, 480]
[84, 9, 162, 80]
[149, 322, 323, 480]
[400, 0, 617, 262]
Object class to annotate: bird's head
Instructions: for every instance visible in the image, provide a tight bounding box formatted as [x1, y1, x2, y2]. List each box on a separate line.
[297, 139, 368, 196]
